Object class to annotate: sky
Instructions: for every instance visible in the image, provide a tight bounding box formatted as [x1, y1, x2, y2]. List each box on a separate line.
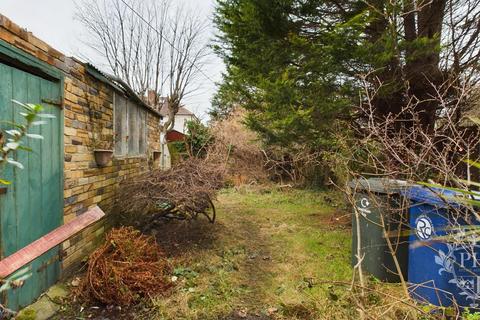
[0, 0, 224, 120]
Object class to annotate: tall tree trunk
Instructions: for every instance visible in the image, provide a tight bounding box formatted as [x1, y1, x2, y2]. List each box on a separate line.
[367, 1, 406, 131]
[404, 0, 446, 132]
[367, 0, 446, 132]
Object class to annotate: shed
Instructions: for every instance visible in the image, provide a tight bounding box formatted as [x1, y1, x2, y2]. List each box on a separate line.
[0, 14, 164, 310]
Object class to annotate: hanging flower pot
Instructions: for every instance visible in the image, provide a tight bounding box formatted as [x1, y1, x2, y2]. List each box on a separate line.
[93, 149, 114, 167]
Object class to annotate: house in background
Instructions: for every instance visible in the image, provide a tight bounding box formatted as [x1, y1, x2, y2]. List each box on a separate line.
[145, 91, 197, 168]
[159, 102, 196, 135]
[0, 14, 164, 310]
[145, 90, 197, 136]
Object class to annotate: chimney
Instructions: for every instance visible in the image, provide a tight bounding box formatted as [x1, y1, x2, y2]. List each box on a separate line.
[147, 89, 157, 106]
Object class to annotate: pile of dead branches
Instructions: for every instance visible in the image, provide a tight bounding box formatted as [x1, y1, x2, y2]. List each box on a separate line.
[79, 227, 172, 306]
[117, 158, 224, 223]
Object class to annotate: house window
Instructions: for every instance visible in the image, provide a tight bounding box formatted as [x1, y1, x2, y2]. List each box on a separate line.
[114, 92, 147, 156]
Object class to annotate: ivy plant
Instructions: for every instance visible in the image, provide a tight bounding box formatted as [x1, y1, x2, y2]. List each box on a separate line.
[0, 100, 55, 185]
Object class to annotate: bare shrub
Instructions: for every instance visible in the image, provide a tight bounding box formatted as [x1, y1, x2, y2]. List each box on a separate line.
[262, 146, 327, 187]
[208, 109, 349, 188]
[339, 77, 480, 317]
[349, 76, 480, 184]
[116, 158, 224, 224]
[208, 109, 268, 185]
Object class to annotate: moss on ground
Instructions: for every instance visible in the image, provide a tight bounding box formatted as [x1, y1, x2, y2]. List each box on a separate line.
[15, 308, 36, 320]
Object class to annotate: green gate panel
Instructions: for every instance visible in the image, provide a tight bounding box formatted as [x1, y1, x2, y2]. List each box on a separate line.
[0, 61, 63, 310]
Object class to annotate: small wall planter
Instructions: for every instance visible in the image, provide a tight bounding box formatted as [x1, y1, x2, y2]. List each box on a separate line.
[153, 150, 162, 162]
[93, 149, 113, 167]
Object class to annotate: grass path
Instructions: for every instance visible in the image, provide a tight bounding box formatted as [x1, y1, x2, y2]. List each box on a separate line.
[50, 186, 427, 320]
[51, 186, 354, 320]
[152, 187, 353, 319]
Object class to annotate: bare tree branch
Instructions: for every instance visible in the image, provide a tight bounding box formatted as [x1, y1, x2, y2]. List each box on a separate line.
[75, 0, 210, 136]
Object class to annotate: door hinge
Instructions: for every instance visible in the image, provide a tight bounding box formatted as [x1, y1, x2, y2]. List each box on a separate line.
[41, 98, 63, 108]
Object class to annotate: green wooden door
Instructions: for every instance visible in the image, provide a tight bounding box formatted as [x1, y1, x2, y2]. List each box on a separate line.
[0, 61, 63, 310]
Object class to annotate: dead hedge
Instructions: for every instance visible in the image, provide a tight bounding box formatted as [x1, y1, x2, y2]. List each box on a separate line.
[117, 158, 224, 223]
[79, 227, 172, 306]
[209, 109, 268, 185]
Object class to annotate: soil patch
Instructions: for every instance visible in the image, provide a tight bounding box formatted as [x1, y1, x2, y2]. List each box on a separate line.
[51, 301, 149, 320]
[220, 312, 272, 320]
[146, 218, 225, 257]
[310, 209, 351, 229]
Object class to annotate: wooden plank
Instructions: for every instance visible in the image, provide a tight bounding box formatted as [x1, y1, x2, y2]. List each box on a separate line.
[27, 75, 42, 243]
[134, 104, 140, 154]
[114, 93, 127, 156]
[11, 68, 30, 249]
[122, 97, 129, 155]
[128, 100, 137, 155]
[0, 63, 16, 309]
[11, 66, 33, 308]
[40, 98, 63, 107]
[27, 74, 44, 301]
[0, 206, 105, 278]
[44, 79, 63, 288]
[139, 109, 147, 155]
[114, 93, 122, 155]
[0, 63, 15, 261]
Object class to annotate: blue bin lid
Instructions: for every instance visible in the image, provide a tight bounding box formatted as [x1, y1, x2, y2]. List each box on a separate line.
[401, 185, 475, 208]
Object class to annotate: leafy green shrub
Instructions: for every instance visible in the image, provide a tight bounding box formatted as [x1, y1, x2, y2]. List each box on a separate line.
[463, 309, 480, 320]
[0, 100, 54, 184]
[170, 120, 213, 160]
[185, 119, 213, 158]
[167, 142, 182, 165]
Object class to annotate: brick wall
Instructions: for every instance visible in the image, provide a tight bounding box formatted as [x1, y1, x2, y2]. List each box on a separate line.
[0, 14, 162, 276]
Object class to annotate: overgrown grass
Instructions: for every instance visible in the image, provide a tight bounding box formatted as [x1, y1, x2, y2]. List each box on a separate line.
[54, 186, 423, 319]
[152, 186, 354, 319]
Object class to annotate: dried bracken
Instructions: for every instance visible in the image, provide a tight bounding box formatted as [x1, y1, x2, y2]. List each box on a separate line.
[117, 158, 224, 223]
[79, 227, 172, 306]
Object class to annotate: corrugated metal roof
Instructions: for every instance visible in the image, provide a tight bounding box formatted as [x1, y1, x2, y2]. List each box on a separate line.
[85, 63, 163, 119]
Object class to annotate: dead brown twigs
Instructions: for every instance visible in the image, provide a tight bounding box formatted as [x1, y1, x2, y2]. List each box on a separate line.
[79, 227, 173, 306]
[117, 158, 224, 224]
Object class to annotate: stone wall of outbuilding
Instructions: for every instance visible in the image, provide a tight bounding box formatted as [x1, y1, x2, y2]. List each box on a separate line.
[0, 14, 162, 276]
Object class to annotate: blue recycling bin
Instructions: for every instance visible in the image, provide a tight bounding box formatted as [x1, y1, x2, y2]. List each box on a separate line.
[404, 185, 480, 309]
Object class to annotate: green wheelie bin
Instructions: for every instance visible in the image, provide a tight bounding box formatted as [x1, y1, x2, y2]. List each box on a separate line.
[349, 178, 409, 282]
